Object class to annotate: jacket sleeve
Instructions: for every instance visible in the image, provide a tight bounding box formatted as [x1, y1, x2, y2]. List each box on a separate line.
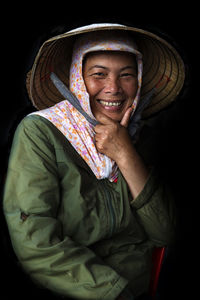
[3, 116, 128, 300]
[130, 168, 177, 246]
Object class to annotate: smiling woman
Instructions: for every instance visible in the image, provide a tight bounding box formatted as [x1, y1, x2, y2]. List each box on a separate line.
[3, 23, 185, 300]
[82, 50, 149, 199]
[83, 51, 138, 121]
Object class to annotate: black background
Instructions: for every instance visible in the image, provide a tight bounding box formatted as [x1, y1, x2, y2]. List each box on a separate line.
[0, 5, 198, 299]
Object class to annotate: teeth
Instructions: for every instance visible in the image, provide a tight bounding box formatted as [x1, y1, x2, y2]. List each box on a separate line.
[99, 100, 122, 107]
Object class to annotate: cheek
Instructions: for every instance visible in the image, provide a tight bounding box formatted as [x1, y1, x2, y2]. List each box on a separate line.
[124, 80, 138, 99]
[84, 78, 103, 98]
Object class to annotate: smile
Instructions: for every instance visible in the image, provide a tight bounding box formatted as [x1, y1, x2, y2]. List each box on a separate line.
[98, 100, 123, 107]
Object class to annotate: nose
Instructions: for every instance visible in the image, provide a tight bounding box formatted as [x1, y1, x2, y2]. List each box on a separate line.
[104, 76, 122, 94]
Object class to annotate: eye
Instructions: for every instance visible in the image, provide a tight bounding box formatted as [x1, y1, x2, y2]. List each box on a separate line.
[120, 73, 136, 78]
[91, 72, 106, 79]
[94, 72, 105, 76]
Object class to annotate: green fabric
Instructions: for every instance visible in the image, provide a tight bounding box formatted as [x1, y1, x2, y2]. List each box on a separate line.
[3, 115, 176, 299]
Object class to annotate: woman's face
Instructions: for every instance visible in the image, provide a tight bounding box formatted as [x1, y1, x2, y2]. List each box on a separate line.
[83, 51, 138, 122]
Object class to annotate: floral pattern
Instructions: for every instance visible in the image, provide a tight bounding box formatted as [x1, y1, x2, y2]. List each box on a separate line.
[30, 32, 143, 182]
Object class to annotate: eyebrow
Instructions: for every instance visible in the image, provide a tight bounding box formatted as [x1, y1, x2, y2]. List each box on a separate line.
[88, 65, 108, 71]
[88, 65, 137, 72]
[120, 66, 137, 72]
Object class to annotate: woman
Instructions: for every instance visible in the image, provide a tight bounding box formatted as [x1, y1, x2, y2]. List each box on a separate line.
[3, 24, 185, 299]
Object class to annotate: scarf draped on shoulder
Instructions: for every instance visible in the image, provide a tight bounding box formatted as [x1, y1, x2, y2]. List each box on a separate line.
[30, 31, 143, 182]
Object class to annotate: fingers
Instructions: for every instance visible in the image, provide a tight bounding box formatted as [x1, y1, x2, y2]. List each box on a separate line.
[95, 137, 106, 153]
[120, 107, 133, 128]
[94, 111, 115, 135]
[95, 107, 133, 128]
[93, 109, 133, 159]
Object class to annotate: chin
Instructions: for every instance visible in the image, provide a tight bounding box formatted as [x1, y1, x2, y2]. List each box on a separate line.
[104, 112, 123, 122]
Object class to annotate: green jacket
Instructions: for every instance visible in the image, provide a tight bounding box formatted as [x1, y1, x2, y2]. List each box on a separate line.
[3, 115, 176, 299]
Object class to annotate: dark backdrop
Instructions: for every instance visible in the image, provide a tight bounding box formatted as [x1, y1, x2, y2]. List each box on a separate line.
[0, 6, 197, 299]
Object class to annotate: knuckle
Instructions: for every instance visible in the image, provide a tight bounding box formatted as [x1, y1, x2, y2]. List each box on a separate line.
[110, 123, 119, 134]
[104, 128, 110, 136]
[97, 143, 104, 152]
[94, 125, 101, 133]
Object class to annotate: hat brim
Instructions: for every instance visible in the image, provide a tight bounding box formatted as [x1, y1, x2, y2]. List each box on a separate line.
[26, 24, 185, 118]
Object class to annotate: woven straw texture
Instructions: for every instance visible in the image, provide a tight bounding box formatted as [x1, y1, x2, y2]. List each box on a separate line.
[26, 24, 185, 118]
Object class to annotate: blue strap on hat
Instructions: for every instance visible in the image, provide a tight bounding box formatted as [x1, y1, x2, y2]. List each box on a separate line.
[50, 72, 154, 140]
[50, 72, 98, 126]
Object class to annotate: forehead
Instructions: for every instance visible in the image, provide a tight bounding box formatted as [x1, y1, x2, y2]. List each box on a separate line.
[83, 51, 137, 68]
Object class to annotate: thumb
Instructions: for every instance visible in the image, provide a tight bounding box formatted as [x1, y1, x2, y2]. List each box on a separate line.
[120, 107, 133, 128]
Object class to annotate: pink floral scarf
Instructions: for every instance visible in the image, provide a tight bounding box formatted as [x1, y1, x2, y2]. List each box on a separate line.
[31, 32, 143, 182]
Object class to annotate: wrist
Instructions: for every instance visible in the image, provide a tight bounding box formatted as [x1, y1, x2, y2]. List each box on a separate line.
[115, 146, 149, 199]
[115, 145, 137, 168]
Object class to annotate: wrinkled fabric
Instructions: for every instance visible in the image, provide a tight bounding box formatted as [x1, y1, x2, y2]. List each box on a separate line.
[3, 115, 176, 299]
[30, 32, 143, 182]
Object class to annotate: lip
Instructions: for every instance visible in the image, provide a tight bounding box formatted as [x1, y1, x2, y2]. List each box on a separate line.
[97, 99, 125, 111]
[98, 99, 125, 102]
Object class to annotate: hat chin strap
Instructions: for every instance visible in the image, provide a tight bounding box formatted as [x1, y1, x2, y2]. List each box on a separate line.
[50, 72, 154, 140]
[50, 72, 98, 126]
[128, 89, 155, 139]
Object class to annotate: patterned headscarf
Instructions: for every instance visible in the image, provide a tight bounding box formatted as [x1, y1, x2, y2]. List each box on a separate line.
[31, 32, 143, 182]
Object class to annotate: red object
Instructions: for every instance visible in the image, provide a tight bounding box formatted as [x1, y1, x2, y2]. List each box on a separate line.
[149, 247, 166, 299]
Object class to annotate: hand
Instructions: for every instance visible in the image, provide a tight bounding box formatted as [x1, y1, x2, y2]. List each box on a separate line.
[94, 107, 133, 163]
[95, 107, 149, 199]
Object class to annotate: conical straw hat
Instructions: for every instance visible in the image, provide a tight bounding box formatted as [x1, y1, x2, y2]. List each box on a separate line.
[26, 23, 185, 118]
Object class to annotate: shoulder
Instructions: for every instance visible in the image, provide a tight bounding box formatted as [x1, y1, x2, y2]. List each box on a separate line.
[14, 113, 73, 155]
[20, 113, 52, 130]
[10, 114, 60, 154]
[18, 100, 68, 134]
[16, 114, 58, 141]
